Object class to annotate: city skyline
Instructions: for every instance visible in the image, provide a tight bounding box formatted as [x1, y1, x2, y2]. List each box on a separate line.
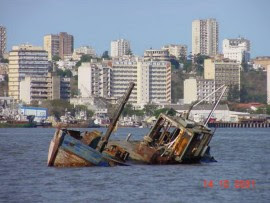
[0, 0, 269, 57]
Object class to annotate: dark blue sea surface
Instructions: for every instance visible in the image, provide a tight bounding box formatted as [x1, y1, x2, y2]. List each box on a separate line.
[0, 127, 269, 202]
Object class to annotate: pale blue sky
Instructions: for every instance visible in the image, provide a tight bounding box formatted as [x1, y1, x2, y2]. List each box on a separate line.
[0, 0, 269, 57]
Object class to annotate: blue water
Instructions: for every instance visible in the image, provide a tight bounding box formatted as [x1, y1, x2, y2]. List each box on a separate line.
[0, 127, 269, 202]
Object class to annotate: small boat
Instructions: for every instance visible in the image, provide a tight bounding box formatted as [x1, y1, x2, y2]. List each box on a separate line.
[47, 82, 135, 167]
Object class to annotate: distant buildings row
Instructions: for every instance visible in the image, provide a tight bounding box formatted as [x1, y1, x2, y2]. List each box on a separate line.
[1, 18, 270, 106]
[78, 58, 171, 106]
[8, 44, 70, 104]
[0, 20, 250, 64]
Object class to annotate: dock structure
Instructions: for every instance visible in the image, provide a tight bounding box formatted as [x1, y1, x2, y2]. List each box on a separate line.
[208, 122, 270, 128]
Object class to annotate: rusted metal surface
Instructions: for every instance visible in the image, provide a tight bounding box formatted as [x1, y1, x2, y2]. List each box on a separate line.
[54, 148, 93, 167]
[114, 113, 215, 165]
[47, 83, 135, 167]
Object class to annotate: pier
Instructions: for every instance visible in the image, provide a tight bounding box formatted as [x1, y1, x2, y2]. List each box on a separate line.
[208, 122, 270, 128]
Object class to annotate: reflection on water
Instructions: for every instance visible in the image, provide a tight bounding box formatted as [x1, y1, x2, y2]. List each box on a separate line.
[0, 128, 269, 202]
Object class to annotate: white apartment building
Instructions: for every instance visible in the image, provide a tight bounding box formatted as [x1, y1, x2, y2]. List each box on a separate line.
[223, 38, 250, 63]
[192, 18, 219, 56]
[111, 58, 171, 106]
[72, 46, 96, 61]
[184, 78, 215, 104]
[204, 58, 241, 100]
[197, 79, 215, 103]
[267, 65, 270, 105]
[144, 49, 170, 61]
[44, 34, 59, 61]
[111, 59, 138, 103]
[110, 39, 131, 57]
[8, 45, 49, 100]
[78, 62, 111, 98]
[162, 44, 187, 59]
[19, 73, 70, 104]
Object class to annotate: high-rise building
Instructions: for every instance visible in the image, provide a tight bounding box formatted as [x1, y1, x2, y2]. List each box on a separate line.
[8, 44, 49, 100]
[110, 59, 138, 103]
[59, 32, 74, 60]
[111, 58, 171, 105]
[43, 32, 74, 60]
[78, 62, 111, 98]
[192, 18, 219, 56]
[223, 37, 250, 63]
[77, 58, 171, 106]
[43, 34, 59, 61]
[0, 26, 7, 58]
[204, 58, 241, 100]
[110, 39, 130, 57]
[162, 44, 188, 59]
[267, 65, 270, 105]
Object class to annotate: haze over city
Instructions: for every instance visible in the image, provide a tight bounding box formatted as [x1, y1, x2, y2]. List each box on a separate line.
[0, 0, 269, 56]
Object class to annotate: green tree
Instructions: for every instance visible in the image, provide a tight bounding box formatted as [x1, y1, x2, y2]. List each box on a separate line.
[122, 103, 134, 117]
[74, 105, 94, 117]
[240, 70, 267, 103]
[102, 51, 110, 59]
[40, 99, 74, 119]
[0, 58, 9, 63]
[126, 49, 133, 56]
[154, 108, 176, 118]
[193, 54, 210, 75]
[80, 54, 92, 62]
[143, 104, 158, 116]
[56, 68, 72, 77]
[52, 55, 61, 61]
[170, 59, 180, 70]
[228, 85, 240, 102]
[183, 60, 192, 72]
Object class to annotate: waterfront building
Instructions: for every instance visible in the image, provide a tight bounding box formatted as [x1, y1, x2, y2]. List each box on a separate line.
[19, 106, 48, 123]
[184, 78, 215, 104]
[143, 49, 170, 61]
[267, 65, 270, 105]
[8, 44, 49, 100]
[0, 26, 6, 58]
[77, 57, 171, 106]
[204, 58, 241, 100]
[111, 58, 171, 106]
[78, 62, 111, 98]
[162, 44, 187, 59]
[223, 37, 250, 63]
[192, 18, 219, 56]
[43, 34, 59, 61]
[19, 73, 70, 104]
[110, 39, 130, 57]
[110, 58, 138, 103]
